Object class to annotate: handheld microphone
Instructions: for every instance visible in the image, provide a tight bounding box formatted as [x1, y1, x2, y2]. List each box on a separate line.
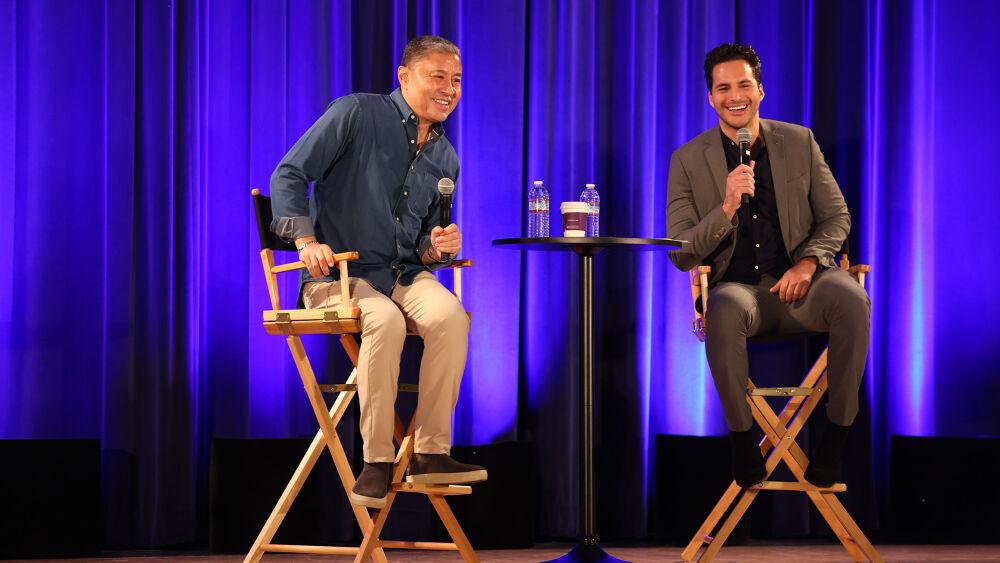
[737, 127, 752, 205]
[436, 177, 456, 261]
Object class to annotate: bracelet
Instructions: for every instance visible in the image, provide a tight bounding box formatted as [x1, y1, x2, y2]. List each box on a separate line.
[296, 240, 317, 252]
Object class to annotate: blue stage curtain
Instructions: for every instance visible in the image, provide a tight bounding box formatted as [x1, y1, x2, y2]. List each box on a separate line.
[2, 0, 999, 546]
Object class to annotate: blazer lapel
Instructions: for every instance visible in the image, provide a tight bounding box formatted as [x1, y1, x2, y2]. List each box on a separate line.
[703, 128, 728, 202]
[764, 120, 793, 254]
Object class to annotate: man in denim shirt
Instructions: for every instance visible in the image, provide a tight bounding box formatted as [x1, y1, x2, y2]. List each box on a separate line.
[269, 36, 485, 509]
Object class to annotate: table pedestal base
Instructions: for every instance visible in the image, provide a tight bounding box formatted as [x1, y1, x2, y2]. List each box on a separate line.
[542, 542, 630, 563]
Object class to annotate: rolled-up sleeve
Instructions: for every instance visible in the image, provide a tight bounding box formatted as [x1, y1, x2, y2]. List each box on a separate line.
[269, 96, 360, 241]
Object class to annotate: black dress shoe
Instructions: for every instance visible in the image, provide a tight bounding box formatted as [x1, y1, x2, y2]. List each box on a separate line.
[804, 419, 851, 488]
[730, 429, 766, 488]
[350, 462, 393, 508]
[406, 453, 487, 485]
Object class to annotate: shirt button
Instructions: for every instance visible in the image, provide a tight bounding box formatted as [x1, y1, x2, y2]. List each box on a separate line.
[754, 265, 759, 270]
[401, 119, 406, 123]
[755, 243, 760, 248]
[752, 214, 758, 219]
[410, 139, 415, 144]
[403, 191, 408, 196]
[395, 216, 400, 222]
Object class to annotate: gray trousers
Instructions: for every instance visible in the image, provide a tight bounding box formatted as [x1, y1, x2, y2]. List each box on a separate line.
[705, 267, 871, 432]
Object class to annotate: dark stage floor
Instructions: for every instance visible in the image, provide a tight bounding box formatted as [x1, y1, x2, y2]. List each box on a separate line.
[24, 543, 1000, 562]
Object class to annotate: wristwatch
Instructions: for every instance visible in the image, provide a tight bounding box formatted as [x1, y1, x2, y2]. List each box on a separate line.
[296, 240, 317, 252]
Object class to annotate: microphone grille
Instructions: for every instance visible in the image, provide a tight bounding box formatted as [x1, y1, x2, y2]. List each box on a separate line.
[437, 177, 456, 195]
[736, 128, 752, 143]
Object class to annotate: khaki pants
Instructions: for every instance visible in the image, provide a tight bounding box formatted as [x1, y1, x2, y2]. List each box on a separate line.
[303, 271, 469, 463]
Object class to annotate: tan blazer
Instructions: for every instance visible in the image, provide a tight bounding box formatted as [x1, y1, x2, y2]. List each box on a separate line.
[666, 119, 850, 285]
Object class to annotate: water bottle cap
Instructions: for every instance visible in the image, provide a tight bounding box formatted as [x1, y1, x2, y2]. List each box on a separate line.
[585, 183, 596, 188]
[533, 180, 543, 186]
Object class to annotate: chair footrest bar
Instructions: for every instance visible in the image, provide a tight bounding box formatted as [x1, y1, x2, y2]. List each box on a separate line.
[263, 543, 358, 555]
[391, 483, 472, 496]
[750, 480, 847, 492]
[379, 540, 459, 550]
[749, 387, 812, 397]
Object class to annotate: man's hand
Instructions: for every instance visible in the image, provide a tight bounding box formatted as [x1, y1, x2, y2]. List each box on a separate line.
[295, 237, 337, 278]
[770, 257, 818, 303]
[426, 224, 462, 263]
[722, 161, 756, 220]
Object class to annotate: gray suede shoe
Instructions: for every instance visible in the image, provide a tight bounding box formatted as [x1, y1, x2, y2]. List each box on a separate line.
[350, 462, 393, 508]
[405, 454, 487, 485]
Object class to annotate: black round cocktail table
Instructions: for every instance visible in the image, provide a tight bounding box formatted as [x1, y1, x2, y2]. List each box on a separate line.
[492, 236, 682, 563]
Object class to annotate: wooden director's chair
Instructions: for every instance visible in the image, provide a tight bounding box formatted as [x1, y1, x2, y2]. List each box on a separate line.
[682, 254, 882, 562]
[245, 189, 478, 562]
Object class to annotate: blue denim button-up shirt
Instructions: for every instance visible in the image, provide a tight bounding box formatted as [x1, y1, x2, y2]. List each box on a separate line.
[269, 88, 459, 296]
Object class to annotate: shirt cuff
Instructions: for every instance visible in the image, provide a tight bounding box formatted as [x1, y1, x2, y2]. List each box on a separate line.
[418, 235, 453, 269]
[272, 216, 315, 243]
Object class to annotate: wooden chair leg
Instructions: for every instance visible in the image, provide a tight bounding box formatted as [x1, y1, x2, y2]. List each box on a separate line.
[699, 489, 758, 562]
[243, 402, 334, 563]
[429, 494, 479, 562]
[680, 482, 742, 561]
[683, 366, 830, 561]
[685, 360, 880, 562]
[356, 418, 418, 563]
[825, 493, 884, 562]
[750, 388, 872, 562]
[287, 337, 390, 562]
[244, 366, 386, 563]
[691, 386, 821, 562]
[250, 331, 479, 562]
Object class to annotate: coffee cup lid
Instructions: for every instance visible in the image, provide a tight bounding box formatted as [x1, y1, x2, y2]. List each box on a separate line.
[560, 201, 590, 212]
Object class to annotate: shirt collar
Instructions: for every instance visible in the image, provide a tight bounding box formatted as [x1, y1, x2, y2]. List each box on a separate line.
[719, 126, 766, 151]
[390, 88, 446, 137]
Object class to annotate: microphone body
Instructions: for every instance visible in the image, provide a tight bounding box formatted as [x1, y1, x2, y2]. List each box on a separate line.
[436, 178, 456, 261]
[737, 127, 752, 206]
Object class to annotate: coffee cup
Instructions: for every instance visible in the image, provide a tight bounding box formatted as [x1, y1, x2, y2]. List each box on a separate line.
[560, 201, 590, 237]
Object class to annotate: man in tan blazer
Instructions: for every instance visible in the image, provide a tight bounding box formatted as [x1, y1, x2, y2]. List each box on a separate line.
[666, 44, 870, 488]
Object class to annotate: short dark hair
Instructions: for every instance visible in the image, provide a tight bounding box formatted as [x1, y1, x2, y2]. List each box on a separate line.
[703, 43, 762, 90]
[401, 35, 460, 67]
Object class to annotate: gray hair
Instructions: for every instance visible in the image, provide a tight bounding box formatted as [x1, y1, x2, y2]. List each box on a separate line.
[401, 35, 460, 67]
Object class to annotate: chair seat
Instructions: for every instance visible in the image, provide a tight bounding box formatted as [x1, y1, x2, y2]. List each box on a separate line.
[264, 309, 472, 337]
[262, 308, 361, 335]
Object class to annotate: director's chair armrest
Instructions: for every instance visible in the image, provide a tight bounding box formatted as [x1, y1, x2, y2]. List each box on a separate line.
[847, 263, 871, 289]
[446, 258, 472, 302]
[689, 265, 711, 342]
[260, 249, 361, 316]
[270, 251, 361, 274]
[847, 264, 871, 275]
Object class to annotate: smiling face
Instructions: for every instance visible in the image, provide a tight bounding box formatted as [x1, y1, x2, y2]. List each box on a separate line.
[707, 59, 765, 138]
[398, 50, 462, 127]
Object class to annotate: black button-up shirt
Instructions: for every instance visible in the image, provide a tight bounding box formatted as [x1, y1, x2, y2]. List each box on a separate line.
[269, 88, 459, 296]
[719, 130, 792, 284]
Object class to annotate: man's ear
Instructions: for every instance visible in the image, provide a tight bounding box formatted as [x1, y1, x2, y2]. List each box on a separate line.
[397, 65, 409, 89]
[707, 90, 715, 109]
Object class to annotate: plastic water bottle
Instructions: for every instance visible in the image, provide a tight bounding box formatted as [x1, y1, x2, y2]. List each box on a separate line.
[528, 180, 550, 237]
[580, 183, 600, 237]
[538, 182, 550, 237]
